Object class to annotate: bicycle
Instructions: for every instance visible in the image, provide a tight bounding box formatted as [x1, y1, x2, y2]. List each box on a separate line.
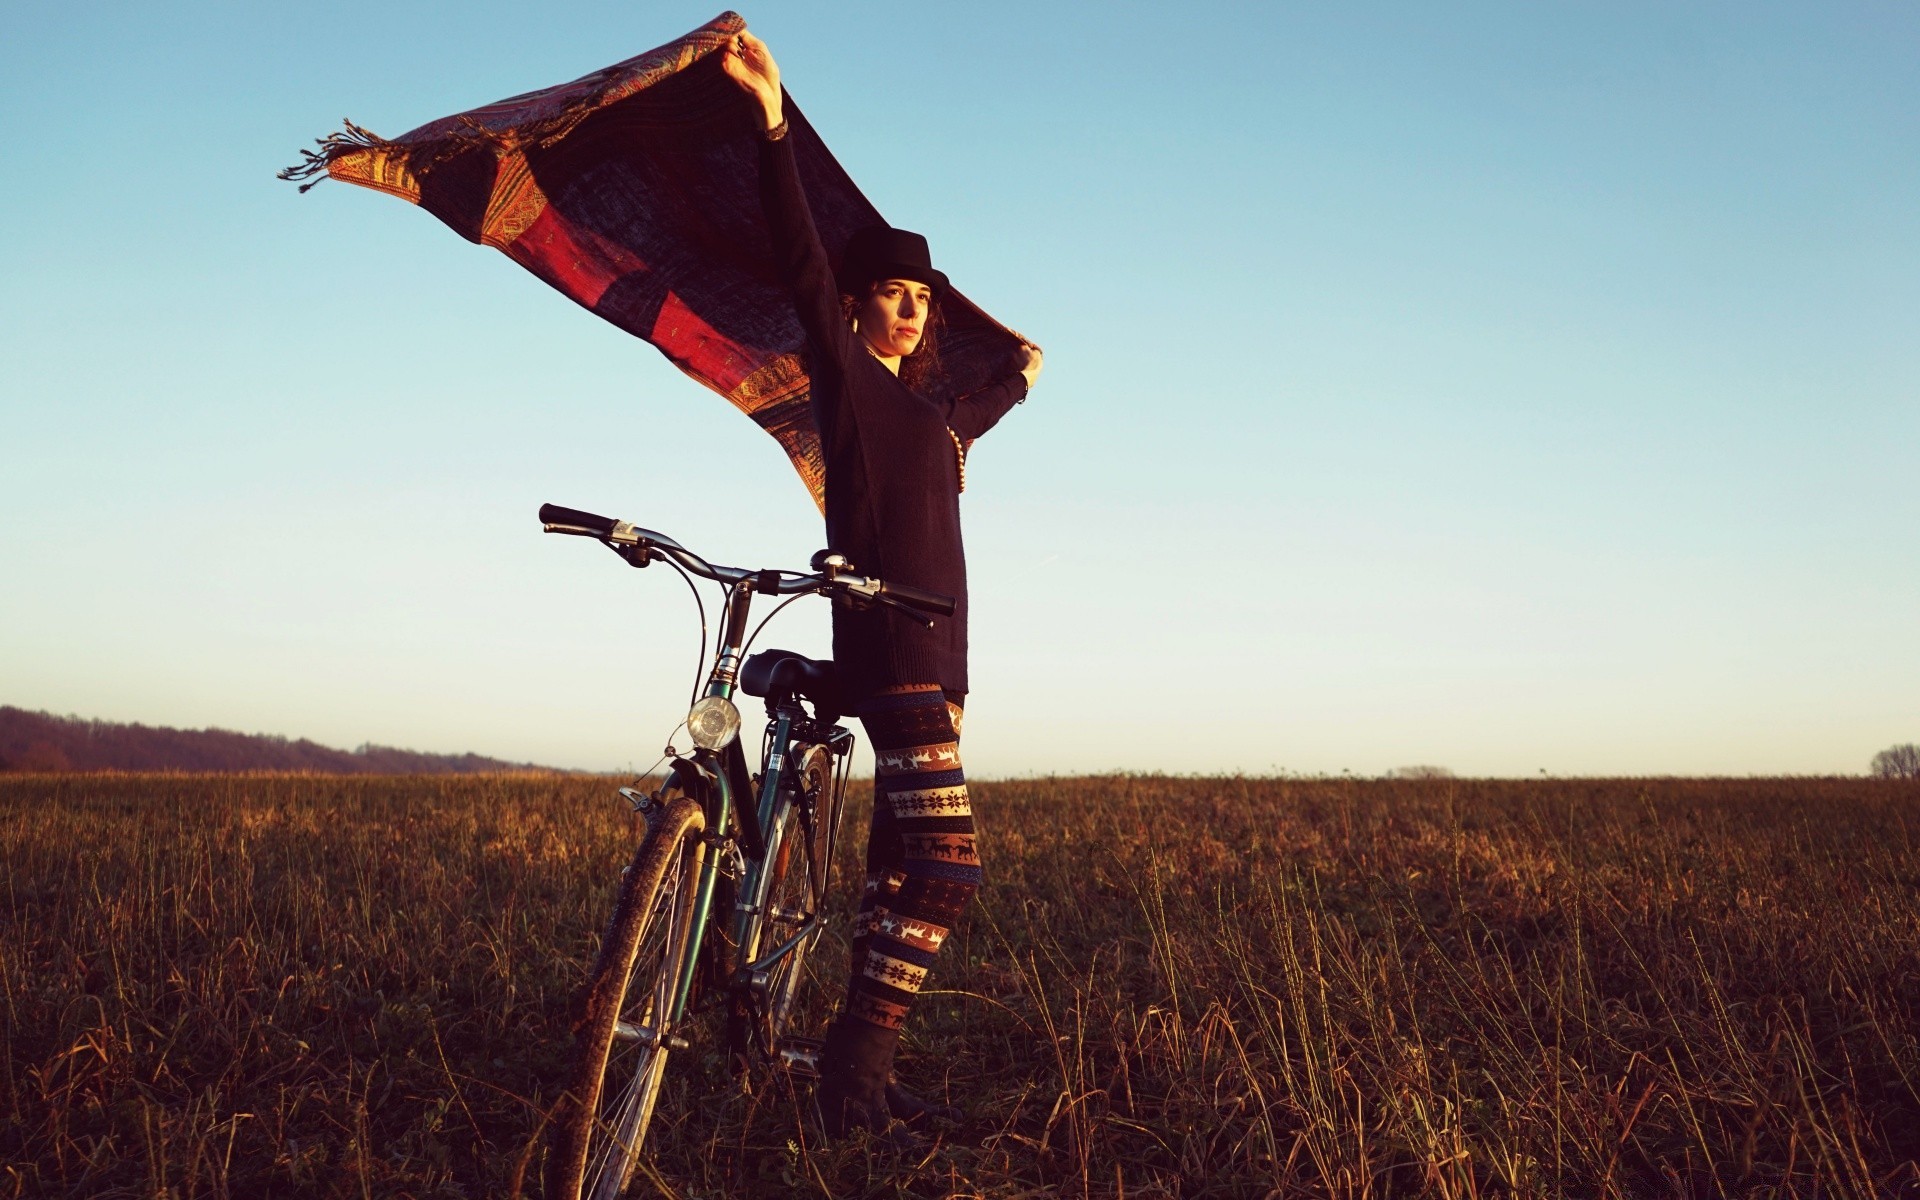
[535, 502, 955, 1200]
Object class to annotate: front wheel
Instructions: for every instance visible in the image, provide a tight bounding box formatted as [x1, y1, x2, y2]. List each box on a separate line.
[548, 794, 705, 1200]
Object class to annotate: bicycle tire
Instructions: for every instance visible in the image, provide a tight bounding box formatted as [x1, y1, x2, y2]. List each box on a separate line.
[548, 794, 705, 1200]
[747, 743, 841, 1055]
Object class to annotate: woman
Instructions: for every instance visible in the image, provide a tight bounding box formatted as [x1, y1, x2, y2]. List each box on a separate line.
[723, 31, 1043, 1140]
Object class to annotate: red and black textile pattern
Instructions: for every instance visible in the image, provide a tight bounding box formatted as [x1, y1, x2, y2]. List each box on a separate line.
[282, 11, 1024, 513]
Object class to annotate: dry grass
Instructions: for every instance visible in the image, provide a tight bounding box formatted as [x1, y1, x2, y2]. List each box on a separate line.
[3, 773, 1916, 1198]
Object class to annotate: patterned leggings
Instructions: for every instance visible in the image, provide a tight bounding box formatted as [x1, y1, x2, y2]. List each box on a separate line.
[843, 685, 978, 1031]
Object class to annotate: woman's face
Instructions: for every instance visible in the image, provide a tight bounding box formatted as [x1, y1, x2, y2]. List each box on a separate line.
[856, 278, 934, 358]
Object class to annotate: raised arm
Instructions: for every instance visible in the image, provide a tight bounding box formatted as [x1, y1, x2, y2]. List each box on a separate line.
[725, 32, 857, 368]
[944, 376, 1026, 442]
[943, 342, 1043, 441]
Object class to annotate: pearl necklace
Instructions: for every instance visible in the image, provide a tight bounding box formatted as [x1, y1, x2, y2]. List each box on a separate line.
[949, 427, 969, 493]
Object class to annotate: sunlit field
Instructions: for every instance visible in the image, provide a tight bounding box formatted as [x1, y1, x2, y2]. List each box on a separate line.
[4, 773, 1916, 1198]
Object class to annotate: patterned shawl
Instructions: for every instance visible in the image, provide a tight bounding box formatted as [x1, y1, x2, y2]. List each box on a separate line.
[282, 10, 1022, 512]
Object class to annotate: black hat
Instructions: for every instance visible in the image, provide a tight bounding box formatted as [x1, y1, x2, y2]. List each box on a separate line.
[836, 225, 949, 296]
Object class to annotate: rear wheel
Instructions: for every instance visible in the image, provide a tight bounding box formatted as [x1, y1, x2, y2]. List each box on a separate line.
[758, 744, 838, 1049]
[548, 794, 705, 1200]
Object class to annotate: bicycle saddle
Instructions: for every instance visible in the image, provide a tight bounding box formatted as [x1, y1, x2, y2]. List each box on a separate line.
[741, 649, 842, 719]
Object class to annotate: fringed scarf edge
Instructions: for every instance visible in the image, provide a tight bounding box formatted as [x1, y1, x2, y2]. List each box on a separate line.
[277, 11, 745, 195]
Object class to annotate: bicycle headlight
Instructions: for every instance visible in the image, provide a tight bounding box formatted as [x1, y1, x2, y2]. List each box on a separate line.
[686, 696, 742, 750]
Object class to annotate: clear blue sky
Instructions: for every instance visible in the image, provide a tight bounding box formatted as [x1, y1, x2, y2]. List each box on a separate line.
[4, 2, 1915, 775]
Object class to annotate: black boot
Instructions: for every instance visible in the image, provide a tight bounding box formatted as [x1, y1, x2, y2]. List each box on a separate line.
[885, 1080, 963, 1129]
[813, 1018, 925, 1149]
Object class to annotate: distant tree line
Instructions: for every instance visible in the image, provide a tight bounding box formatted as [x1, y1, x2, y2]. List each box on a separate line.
[1872, 743, 1920, 779]
[0, 707, 552, 774]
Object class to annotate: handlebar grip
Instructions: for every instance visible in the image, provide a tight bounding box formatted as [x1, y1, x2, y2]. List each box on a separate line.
[538, 503, 617, 534]
[878, 580, 957, 617]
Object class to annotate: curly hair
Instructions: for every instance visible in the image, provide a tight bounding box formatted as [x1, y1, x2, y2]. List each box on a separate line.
[839, 284, 947, 395]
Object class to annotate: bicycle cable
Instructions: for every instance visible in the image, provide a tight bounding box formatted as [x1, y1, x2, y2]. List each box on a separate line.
[739, 583, 811, 663]
[656, 554, 707, 709]
[629, 737, 678, 794]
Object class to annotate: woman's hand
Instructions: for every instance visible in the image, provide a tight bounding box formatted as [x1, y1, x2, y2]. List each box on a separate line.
[721, 31, 783, 131]
[1015, 341, 1044, 391]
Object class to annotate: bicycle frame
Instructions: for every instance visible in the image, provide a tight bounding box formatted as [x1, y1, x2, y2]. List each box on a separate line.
[734, 712, 855, 988]
[649, 579, 852, 1044]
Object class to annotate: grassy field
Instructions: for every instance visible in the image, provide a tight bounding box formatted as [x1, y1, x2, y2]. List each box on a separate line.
[3, 773, 1916, 1199]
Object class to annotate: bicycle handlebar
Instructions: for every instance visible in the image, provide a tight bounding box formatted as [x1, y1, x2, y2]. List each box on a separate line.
[876, 579, 957, 618]
[537, 502, 956, 617]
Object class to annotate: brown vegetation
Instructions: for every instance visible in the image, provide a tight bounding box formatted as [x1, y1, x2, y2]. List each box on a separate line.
[2, 773, 1916, 1197]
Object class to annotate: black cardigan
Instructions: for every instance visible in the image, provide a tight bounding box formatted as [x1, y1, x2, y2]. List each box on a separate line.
[758, 134, 1026, 699]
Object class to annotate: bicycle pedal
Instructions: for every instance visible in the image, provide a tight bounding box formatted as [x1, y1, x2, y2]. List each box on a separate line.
[774, 1036, 823, 1079]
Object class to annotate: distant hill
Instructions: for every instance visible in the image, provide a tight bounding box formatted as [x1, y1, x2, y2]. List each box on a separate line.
[0, 707, 556, 774]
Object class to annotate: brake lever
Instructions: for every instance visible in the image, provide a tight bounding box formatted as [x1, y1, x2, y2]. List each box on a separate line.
[607, 540, 652, 568]
[870, 590, 935, 630]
